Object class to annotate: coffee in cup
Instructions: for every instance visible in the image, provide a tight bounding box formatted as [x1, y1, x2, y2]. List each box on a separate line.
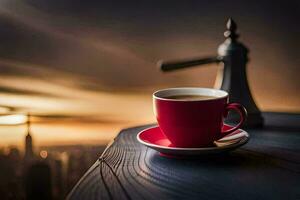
[166, 95, 215, 101]
[153, 87, 247, 148]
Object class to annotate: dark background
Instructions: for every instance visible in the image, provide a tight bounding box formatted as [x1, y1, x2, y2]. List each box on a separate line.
[0, 0, 299, 112]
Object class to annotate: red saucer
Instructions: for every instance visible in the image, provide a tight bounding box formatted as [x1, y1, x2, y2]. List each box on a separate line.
[137, 125, 249, 156]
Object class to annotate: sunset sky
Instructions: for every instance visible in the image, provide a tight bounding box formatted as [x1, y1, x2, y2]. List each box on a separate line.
[0, 0, 299, 148]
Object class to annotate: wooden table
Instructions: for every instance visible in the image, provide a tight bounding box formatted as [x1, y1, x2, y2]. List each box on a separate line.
[68, 113, 300, 200]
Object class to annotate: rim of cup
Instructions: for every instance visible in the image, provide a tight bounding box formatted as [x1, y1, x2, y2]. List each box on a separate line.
[153, 87, 228, 102]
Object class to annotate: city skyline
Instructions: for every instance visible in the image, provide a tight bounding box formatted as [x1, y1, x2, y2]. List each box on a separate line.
[0, 117, 106, 199]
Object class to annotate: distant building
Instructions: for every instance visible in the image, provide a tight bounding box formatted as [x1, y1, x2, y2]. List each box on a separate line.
[24, 114, 34, 160]
[53, 159, 64, 198]
[25, 161, 53, 200]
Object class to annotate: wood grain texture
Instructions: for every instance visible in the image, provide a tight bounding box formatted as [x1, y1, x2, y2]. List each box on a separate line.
[68, 113, 300, 200]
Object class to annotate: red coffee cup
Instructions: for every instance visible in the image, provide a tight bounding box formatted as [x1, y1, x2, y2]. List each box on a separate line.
[153, 88, 247, 148]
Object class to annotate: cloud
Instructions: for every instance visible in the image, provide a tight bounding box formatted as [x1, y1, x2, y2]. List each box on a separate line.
[0, 0, 298, 114]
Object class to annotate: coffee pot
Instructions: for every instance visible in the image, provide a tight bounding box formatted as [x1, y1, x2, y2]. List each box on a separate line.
[158, 18, 264, 128]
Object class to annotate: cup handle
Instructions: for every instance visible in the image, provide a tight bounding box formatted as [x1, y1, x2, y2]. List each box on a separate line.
[221, 103, 247, 137]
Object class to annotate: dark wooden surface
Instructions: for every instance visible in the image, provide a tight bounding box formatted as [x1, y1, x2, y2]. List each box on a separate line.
[68, 112, 300, 200]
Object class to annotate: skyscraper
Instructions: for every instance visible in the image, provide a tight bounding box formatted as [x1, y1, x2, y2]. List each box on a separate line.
[24, 114, 34, 160]
[25, 161, 53, 200]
